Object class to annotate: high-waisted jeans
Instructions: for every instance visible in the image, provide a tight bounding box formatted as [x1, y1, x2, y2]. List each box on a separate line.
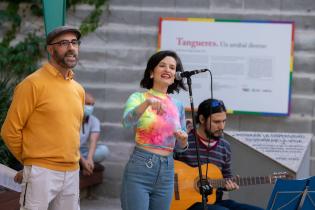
[121, 147, 174, 210]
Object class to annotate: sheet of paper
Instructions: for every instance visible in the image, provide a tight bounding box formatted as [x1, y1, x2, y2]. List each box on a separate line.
[227, 131, 312, 172]
[0, 163, 21, 192]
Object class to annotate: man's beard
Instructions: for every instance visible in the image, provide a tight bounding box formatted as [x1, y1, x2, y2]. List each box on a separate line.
[52, 49, 78, 69]
[205, 129, 224, 140]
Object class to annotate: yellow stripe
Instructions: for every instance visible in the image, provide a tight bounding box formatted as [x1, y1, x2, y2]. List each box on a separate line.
[226, 109, 233, 114]
[188, 18, 215, 22]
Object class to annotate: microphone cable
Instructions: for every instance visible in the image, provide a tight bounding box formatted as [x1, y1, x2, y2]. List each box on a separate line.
[204, 69, 214, 187]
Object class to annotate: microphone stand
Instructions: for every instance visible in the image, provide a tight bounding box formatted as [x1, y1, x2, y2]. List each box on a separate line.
[186, 76, 212, 210]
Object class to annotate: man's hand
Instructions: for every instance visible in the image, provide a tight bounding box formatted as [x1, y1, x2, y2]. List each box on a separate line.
[186, 119, 193, 134]
[81, 158, 94, 176]
[86, 157, 95, 172]
[225, 179, 239, 191]
[14, 170, 23, 184]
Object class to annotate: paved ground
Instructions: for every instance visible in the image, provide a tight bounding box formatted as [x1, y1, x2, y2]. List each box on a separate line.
[81, 197, 121, 210]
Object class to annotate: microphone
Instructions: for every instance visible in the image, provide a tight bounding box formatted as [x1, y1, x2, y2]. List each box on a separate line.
[175, 69, 209, 80]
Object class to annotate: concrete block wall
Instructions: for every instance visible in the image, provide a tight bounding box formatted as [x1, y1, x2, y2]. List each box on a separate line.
[66, 0, 315, 198]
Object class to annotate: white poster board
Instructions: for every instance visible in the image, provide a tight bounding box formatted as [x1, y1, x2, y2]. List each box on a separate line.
[0, 164, 21, 192]
[159, 18, 294, 116]
[226, 131, 312, 172]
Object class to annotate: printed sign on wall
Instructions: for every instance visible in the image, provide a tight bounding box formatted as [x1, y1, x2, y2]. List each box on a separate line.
[158, 18, 294, 116]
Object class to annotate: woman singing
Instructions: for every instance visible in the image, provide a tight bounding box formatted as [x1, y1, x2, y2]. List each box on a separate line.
[121, 50, 188, 210]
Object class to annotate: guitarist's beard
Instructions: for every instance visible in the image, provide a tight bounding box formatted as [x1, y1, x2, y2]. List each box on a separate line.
[205, 129, 224, 141]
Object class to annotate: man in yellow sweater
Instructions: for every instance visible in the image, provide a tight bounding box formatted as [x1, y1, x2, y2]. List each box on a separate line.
[1, 25, 85, 210]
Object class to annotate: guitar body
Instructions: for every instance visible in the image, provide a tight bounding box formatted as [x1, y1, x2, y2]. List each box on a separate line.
[170, 160, 290, 210]
[171, 160, 223, 210]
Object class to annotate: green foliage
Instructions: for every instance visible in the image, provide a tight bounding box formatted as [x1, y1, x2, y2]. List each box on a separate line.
[0, 79, 15, 167]
[80, 6, 103, 36]
[0, 1, 43, 168]
[68, 0, 107, 8]
[68, 0, 107, 36]
[0, 2, 20, 46]
[0, 0, 107, 168]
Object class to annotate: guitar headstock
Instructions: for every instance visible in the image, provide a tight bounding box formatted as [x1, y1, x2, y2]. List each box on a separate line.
[271, 172, 293, 183]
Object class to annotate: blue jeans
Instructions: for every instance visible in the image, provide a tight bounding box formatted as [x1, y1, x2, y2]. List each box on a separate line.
[80, 144, 109, 163]
[188, 200, 264, 210]
[120, 147, 174, 210]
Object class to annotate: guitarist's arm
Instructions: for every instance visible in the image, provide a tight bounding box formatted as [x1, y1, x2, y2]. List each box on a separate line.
[219, 154, 239, 194]
[221, 146, 232, 178]
[220, 146, 238, 191]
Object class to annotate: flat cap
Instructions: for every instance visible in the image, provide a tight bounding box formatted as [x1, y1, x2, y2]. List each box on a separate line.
[46, 25, 81, 45]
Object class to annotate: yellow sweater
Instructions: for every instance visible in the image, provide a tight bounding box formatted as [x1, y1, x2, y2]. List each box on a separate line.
[1, 63, 85, 171]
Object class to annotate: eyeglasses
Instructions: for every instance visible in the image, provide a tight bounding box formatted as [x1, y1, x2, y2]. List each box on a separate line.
[48, 40, 81, 48]
[211, 100, 224, 108]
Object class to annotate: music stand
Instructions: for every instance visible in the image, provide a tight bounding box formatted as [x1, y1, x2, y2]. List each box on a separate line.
[266, 178, 308, 210]
[300, 176, 315, 209]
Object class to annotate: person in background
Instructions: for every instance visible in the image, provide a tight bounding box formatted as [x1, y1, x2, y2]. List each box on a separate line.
[1, 25, 84, 210]
[174, 98, 264, 210]
[120, 50, 188, 210]
[80, 92, 109, 176]
[186, 118, 193, 134]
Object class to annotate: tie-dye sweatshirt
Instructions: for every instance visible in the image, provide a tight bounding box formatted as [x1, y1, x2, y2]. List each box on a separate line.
[122, 89, 186, 152]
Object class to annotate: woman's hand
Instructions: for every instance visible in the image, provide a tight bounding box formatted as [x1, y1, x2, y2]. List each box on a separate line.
[146, 98, 165, 115]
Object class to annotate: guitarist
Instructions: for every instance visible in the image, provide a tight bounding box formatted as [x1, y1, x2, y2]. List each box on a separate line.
[174, 98, 263, 210]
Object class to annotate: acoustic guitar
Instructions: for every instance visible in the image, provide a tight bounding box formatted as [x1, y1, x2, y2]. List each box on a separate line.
[171, 160, 290, 210]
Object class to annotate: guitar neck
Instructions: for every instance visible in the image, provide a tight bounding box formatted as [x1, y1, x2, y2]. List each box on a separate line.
[210, 175, 273, 188]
